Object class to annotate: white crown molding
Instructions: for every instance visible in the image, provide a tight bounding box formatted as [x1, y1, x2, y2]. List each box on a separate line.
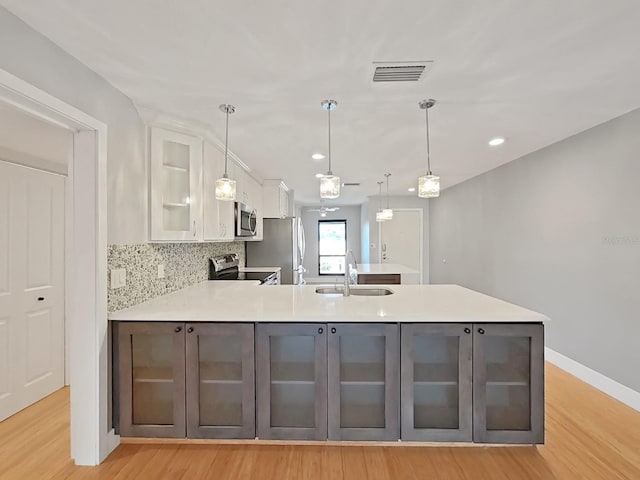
[545, 347, 640, 412]
[134, 103, 261, 182]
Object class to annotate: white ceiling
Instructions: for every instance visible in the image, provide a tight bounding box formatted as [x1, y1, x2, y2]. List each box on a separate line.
[4, 0, 640, 205]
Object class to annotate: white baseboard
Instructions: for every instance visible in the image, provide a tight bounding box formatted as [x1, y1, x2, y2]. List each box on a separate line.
[545, 347, 640, 412]
[101, 429, 120, 463]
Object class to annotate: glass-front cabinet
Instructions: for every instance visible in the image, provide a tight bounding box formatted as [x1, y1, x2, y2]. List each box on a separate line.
[472, 323, 544, 444]
[400, 324, 473, 441]
[149, 126, 202, 241]
[116, 322, 186, 437]
[185, 323, 255, 438]
[256, 324, 327, 440]
[327, 324, 399, 441]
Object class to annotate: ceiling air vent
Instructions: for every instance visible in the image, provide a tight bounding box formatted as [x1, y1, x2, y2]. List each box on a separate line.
[342, 182, 361, 187]
[372, 61, 433, 83]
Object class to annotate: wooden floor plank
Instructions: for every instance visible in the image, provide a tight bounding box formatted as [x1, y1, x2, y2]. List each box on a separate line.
[0, 363, 639, 480]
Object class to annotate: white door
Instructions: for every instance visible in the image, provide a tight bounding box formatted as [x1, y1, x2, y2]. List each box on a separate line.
[379, 209, 423, 282]
[0, 161, 65, 421]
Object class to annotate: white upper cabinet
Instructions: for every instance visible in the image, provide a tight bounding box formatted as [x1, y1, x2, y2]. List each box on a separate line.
[262, 180, 290, 218]
[202, 141, 235, 241]
[149, 127, 202, 241]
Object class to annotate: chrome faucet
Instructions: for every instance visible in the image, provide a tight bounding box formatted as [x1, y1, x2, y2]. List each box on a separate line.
[343, 249, 358, 296]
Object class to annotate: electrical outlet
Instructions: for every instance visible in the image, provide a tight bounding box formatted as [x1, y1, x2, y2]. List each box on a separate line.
[158, 264, 165, 279]
[110, 268, 126, 289]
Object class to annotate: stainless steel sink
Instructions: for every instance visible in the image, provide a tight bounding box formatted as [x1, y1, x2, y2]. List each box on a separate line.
[315, 287, 394, 296]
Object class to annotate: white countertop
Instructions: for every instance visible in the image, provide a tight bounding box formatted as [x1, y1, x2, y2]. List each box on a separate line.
[109, 282, 549, 324]
[356, 264, 419, 275]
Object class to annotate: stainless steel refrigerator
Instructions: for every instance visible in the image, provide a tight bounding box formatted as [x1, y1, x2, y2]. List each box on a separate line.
[246, 217, 306, 284]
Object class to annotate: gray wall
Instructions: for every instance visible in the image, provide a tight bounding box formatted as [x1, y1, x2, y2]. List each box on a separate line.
[0, 7, 147, 244]
[429, 108, 640, 392]
[301, 205, 361, 280]
[367, 196, 431, 283]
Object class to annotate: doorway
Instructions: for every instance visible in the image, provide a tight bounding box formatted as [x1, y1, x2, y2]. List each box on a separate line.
[378, 208, 424, 283]
[0, 68, 110, 465]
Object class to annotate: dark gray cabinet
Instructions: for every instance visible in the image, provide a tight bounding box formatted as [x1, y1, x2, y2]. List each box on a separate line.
[472, 323, 544, 444]
[116, 321, 255, 439]
[117, 322, 186, 438]
[185, 323, 255, 438]
[256, 323, 327, 440]
[400, 324, 473, 441]
[327, 323, 399, 440]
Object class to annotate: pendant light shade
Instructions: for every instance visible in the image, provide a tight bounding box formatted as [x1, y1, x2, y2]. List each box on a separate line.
[381, 173, 393, 220]
[215, 104, 237, 201]
[320, 100, 340, 199]
[418, 99, 440, 198]
[375, 181, 386, 222]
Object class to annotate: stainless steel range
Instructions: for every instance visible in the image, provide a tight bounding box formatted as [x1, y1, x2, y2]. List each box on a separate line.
[209, 253, 279, 285]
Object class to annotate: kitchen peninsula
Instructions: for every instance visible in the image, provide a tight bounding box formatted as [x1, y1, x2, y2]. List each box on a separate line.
[110, 282, 546, 444]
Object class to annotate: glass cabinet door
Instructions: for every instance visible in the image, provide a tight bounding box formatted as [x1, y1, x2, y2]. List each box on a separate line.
[256, 324, 327, 440]
[117, 322, 186, 437]
[473, 323, 544, 444]
[400, 324, 472, 441]
[327, 324, 399, 441]
[150, 127, 202, 241]
[185, 323, 255, 438]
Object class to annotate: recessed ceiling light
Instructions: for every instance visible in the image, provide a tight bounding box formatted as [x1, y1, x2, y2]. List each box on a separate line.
[489, 137, 505, 146]
[312, 153, 325, 160]
[408, 187, 416, 192]
[315, 173, 324, 178]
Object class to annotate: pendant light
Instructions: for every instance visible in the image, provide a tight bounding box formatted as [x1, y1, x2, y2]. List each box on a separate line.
[375, 181, 386, 222]
[215, 104, 237, 201]
[381, 173, 393, 220]
[418, 99, 440, 198]
[319, 99, 340, 199]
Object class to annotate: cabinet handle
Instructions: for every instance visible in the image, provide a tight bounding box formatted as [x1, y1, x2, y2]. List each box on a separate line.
[37, 296, 45, 301]
[318, 327, 324, 334]
[478, 328, 485, 335]
[464, 327, 471, 334]
[193, 220, 197, 237]
[187, 327, 194, 333]
[175, 326, 182, 333]
[331, 327, 337, 334]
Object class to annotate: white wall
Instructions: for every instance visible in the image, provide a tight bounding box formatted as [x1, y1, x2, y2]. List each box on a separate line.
[0, 102, 72, 172]
[366, 196, 430, 283]
[301, 205, 361, 280]
[429, 108, 640, 393]
[0, 7, 147, 244]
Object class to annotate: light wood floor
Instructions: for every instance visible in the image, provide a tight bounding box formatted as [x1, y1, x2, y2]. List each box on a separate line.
[1, 363, 639, 480]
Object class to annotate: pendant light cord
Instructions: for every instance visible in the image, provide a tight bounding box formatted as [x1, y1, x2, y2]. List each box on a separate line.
[327, 106, 332, 175]
[378, 181, 383, 211]
[224, 107, 230, 177]
[385, 173, 391, 208]
[425, 107, 431, 175]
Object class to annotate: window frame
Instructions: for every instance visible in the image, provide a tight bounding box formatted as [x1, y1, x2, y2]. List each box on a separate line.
[317, 219, 347, 276]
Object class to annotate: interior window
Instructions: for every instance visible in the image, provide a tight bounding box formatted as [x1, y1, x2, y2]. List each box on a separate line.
[318, 220, 347, 275]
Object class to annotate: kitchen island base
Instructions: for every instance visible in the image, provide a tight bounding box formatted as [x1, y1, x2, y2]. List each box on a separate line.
[113, 321, 544, 445]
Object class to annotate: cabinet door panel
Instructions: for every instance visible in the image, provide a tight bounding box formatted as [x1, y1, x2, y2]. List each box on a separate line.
[118, 322, 186, 437]
[400, 324, 472, 441]
[256, 324, 327, 440]
[473, 323, 544, 444]
[185, 323, 255, 438]
[150, 127, 202, 241]
[327, 323, 399, 441]
[202, 141, 234, 241]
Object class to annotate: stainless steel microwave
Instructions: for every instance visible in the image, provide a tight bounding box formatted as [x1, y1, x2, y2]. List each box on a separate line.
[235, 202, 257, 237]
